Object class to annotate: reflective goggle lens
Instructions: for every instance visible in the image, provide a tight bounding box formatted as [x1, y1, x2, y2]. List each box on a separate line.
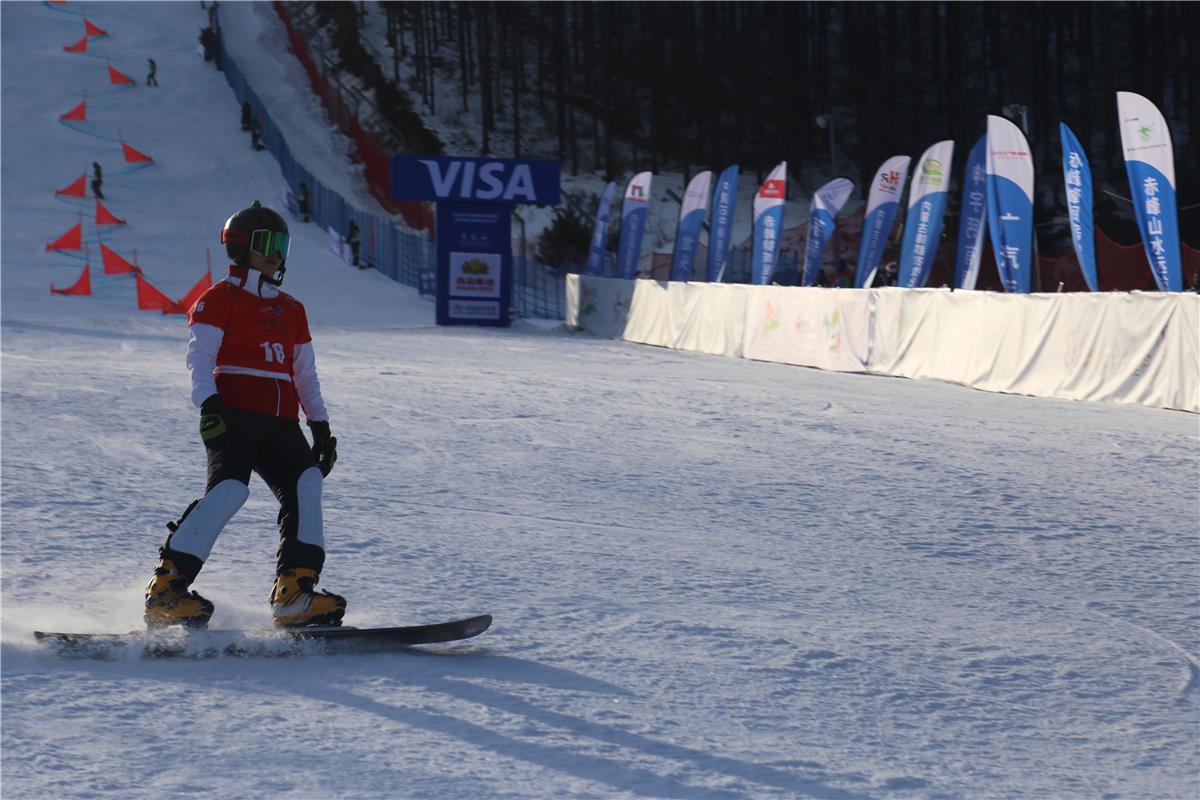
[250, 229, 290, 259]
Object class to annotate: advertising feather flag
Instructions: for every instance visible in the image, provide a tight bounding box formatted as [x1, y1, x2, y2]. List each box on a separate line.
[705, 165, 739, 282]
[751, 161, 786, 285]
[898, 140, 954, 288]
[801, 178, 854, 286]
[616, 172, 652, 279]
[855, 156, 910, 288]
[670, 170, 713, 282]
[986, 115, 1035, 293]
[1059, 123, 1098, 292]
[585, 181, 617, 276]
[1117, 92, 1182, 291]
[954, 135, 988, 290]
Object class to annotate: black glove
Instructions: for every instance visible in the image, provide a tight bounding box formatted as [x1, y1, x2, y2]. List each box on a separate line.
[199, 394, 227, 445]
[308, 420, 338, 477]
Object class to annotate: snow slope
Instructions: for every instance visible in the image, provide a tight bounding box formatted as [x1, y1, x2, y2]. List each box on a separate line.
[3, 4, 1199, 799]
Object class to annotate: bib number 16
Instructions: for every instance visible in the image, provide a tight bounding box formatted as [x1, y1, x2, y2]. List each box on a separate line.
[260, 341, 287, 363]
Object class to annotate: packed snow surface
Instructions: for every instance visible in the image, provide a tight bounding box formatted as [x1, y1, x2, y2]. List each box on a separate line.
[3, 3, 1198, 799]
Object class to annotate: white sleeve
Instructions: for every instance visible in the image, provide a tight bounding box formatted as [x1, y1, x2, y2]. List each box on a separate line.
[293, 341, 329, 422]
[187, 323, 223, 408]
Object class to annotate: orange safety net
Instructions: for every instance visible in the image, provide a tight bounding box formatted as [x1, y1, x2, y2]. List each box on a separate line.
[51, 264, 92, 296]
[122, 142, 153, 163]
[95, 200, 127, 226]
[272, 2, 435, 235]
[59, 100, 86, 121]
[100, 243, 140, 275]
[55, 174, 87, 197]
[45, 222, 83, 251]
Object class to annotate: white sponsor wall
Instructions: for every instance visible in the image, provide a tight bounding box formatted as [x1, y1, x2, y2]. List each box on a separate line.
[742, 287, 872, 371]
[566, 276, 1199, 412]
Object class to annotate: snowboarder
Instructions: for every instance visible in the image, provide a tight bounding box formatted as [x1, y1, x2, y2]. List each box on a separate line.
[144, 201, 344, 629]
[298, 181, 310, 223]
[240, 101, 251, 131]
[146, 57, 158, 87]
[346, 219, 361, 267]
[91, 161, 103, 200]
[250, 116, 265, 151]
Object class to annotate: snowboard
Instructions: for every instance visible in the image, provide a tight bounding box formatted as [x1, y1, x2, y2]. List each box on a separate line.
[34, 614, 492, 659]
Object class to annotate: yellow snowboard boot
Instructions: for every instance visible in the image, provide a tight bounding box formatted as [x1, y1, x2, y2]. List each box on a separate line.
[270, 568, 346, 627]
[144, 554, 214, 628]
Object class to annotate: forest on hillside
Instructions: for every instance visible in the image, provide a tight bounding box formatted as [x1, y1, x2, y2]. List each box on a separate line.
[307, 1, 1197, 246]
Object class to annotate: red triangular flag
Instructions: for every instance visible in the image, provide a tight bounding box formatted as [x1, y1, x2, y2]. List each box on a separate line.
[51, 264, 92, 296]
[59, 100, 86, 121]
[100, 243, 140, 275]
[172, 270, 213, 315]
[64, 36, 88, 53]
[45, 222, 83, 251]
[96, 200, 127, 226]
[84, 18, 108, 37]
[135, 272, 175, 312]
[122, 142, 153, 163]
[55, 174, 87, 197]
[108, 65, 135, 85]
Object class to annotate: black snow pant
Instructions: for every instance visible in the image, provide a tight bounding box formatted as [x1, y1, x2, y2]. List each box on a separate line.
[165, 409, 325, 580]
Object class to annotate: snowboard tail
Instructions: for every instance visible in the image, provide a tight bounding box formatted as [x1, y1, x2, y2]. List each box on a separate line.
[34, 614, 492, 659]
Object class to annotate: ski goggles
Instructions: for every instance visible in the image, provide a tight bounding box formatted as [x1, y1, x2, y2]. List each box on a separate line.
[249, 229, 291, 260]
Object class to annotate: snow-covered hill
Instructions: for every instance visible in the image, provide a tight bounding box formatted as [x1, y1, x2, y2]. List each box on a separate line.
[2, 4, 1198, 799]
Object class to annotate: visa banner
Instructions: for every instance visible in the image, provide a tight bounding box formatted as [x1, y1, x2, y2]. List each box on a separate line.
[801, 177, 855, 286]
[898, 140, 954, 288]
[954, 135, 988, 290]
[616, 171, 653, 279]
[1059, 123, 1098, 292]
[986, 115, 1035, 293]
[586, 181, 617, 276]
[1117, 91, 1182, 291]
[391, 155, 560, 205]
[855, 155, 910, 288]
[706, 165, 739, 282]
[670, 170, 713, 281]
[751, 161, 787, 285]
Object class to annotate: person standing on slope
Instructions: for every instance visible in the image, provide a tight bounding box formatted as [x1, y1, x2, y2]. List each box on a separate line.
[144, 201, 344, 629]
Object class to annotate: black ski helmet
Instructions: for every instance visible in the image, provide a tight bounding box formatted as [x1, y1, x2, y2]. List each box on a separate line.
[221, 200, 290, 274]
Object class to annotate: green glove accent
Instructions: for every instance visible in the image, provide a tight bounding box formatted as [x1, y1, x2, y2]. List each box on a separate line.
[200, 394, 227, 442]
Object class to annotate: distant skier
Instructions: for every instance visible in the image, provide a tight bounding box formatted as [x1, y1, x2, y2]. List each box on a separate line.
[146, 57, 158, 87]
[346, 220, 360, 267]
[298, 181, 310, 223]
[91, 161, 103, 200]
[240, 101, 252, 131]
[143, 201, 344, 629]
[250, 116, 265, 151]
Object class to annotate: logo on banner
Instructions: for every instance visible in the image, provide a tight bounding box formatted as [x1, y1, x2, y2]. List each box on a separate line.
[880, 171, 902, 191]
[1000, 212, 1020, 222]
[418, 159, 537, 202]
[1124, 121, 1165, 153]
[919, 160, 945, 186]
[629, 184, 647, 200]
[449, 251, 500, 298]
[760, 180, 785, 199]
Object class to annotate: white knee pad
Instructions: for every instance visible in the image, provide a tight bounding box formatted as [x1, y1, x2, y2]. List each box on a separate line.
[295, 466, 324, 549]
[169, 479, 249, 562]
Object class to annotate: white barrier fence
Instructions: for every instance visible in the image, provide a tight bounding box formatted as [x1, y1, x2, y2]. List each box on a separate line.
[566, 275, 1199, 412]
